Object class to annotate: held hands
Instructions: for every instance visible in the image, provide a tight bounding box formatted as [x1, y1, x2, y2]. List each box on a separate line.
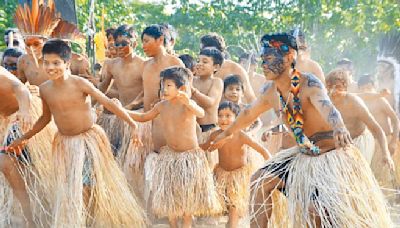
[383, 149, 395, 172]
[208, 131, 233, 151]
[333, 127, 353, 148]
[16, 111, 33, 133]
[130, 128, 143, 147]
[6, 138, 27, 156]
[176, 91, 190, 106]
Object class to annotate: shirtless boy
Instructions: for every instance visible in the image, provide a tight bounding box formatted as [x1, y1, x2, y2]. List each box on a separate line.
[326, 69, 394, 166]
[141, 24, 184, 151]
[0, 66, 35, 227]
[200, 33, 256, 102]
[8, 39, 145, 227]
[2, 47, 24, 76]
[128, 67, 220, 228]
[201, 101, 270, 228]
[211, 33, 391, 227]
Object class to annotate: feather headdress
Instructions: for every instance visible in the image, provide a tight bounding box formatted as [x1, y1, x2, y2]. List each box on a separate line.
[14, 0, 60, 38]
[51, 19, 85, 42]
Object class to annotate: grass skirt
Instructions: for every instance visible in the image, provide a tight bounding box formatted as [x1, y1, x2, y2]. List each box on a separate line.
[50, 124, 146, 227]
[96, 113, 123, 155]
[214, 164, 252, 216]
[353, 129, 375, 164]
[250, 145, 392, 228]
[0, 95, 55, 227]
[151, 146, 222, 217]
[199, 129, 219, 170]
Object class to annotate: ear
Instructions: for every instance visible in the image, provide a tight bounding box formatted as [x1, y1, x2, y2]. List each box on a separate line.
[157, 35, 165, 46]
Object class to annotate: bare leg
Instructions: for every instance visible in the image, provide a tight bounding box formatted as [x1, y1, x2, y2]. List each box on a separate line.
[228, 206, 239, 228]
[168, 216, 178, 228]
[308, 204, 322, 228]
[250, 169, 285, 228]
[0, 154, 34, 227]
[182, 213, 192, 228]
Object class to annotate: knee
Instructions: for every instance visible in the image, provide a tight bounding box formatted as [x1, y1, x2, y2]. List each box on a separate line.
[0, 154, 17, 176]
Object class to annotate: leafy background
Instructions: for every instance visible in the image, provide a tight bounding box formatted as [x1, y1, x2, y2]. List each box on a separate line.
[1, 0, 399, 76]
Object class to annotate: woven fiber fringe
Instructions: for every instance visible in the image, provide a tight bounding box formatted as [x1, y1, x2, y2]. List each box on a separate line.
[250, 146, 392, 228]
[50, 124, 146, 227]
[144, 151, 158, 205]
[353, 129, 375, 165]
[199, 129, 219, 170]
[0, 95, 55, 227]
[96, 113, 123, 155]
[214, 164, 252, 216]
[151, 146, 222, 217]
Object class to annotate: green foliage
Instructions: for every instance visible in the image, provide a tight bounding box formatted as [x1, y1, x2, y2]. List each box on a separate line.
[1, 0, 399, 76]
[0, 1, 18, 48]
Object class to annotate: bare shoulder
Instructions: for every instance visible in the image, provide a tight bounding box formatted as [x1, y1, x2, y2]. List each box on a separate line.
[167, 54, 184, 66]
[17, 54, 29, 65]
[302, 72, 324, 89]
[347, 93, 368, 108]
[143, 58, 155, 67]
[259, 81, 275, 96]
[212, 77, 223, 85]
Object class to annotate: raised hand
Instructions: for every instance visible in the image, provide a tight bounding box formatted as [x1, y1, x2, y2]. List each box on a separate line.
[7, 138, 27, 156]
[209, 130, 233, 151]
[176, 91, 190, 106]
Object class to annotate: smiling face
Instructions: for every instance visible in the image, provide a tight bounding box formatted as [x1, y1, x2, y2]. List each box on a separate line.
[218, 108, 236, 130]
[160, 79, 180, 100]
[142, 34, 163, 57]
[196, 55, 217, 77]
[224, 84, 243, 103]
[43, 53, 69, 80]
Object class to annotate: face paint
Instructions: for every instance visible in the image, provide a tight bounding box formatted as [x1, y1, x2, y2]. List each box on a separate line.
[261, 47, 285, 75]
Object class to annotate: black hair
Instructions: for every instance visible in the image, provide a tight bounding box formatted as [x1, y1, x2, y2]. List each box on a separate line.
[42, 39, 72, 62]
[199, 47, 224, 66]
[358, 74, 375, 87]
[2, 47, 24, 60]
[160, 66, 191, 89]
[218, 101, 241, 116]
[200, 33, 226, 52]
[94, 63, 102, 71]
[105, 28, 116, 38]
[4, 28, 19, 36]
[239, 52, 257, 65]
[141, 24, 168, 45]
[289, 28, 306, 49]
[223, 74, 244, 91]
[260, 33, 298, 51]
[179, 54, 196, 71]
[113, 25, 135, 40]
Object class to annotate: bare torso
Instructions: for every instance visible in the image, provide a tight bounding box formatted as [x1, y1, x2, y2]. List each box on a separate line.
[157, 100, 199, 152]
[193, 77, 222, 125]
[265, 74, 335, 152]
[331, 94, 366, 138]
[108, 56, 145, 106]
[18, 54, 49, 86]
[362, 97, 392, 135]
[40, 76, 94, 135]
[213, 129, 248, 171]
[0, 69, 20, 117]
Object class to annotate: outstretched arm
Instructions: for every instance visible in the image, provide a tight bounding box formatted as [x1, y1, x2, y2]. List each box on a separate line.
[16, 56, 27, 83]
[9, 76, 32, 132]
[240, 131, 271, 160]
[128, 102, 160, 122]
[307, 76, 352, 147]
[192, 78, 223, 108]
[177, 91, 205, 118]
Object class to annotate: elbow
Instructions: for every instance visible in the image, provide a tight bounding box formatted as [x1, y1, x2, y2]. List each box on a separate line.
[198, 110, 205, 118]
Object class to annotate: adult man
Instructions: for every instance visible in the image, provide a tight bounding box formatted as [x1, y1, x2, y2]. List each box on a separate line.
[211, 33, 392, 227]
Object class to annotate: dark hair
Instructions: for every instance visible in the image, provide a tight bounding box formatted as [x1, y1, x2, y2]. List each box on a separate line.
[42, 39, 72, 62]
[160, 66, 191, 88]
[4, 28, 19, 36]
[239, 52, 257, 65]
[105, 28, 116, 38]
[113, 25, 135, 40]
[218, 101, 241, 116]
[358, 74, 375, 87]
[2, 48, 24, 60]
[199, 47, 224, 66]
[94, 63, 102, 71]
[179, 54, 196, 71]
[141, 24, 167, 45]
[223, 74, 244, 91]
[261, 33, 298, 51]
[200, 33, 226, 52]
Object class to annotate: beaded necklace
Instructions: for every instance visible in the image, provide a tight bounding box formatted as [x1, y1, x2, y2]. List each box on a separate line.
[279, 69, 320, 155]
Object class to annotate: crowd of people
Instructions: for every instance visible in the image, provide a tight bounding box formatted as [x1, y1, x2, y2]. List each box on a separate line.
[1, 1, 400, 228]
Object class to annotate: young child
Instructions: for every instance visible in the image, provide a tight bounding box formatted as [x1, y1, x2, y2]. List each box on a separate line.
[8, 39, 145, 227]
[192, 47, 224, 168]
[223, 74, 262, 135]
[128, 66, 221, 228]
[201, 101, 270, 228]
[1, 47, 24, 76]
